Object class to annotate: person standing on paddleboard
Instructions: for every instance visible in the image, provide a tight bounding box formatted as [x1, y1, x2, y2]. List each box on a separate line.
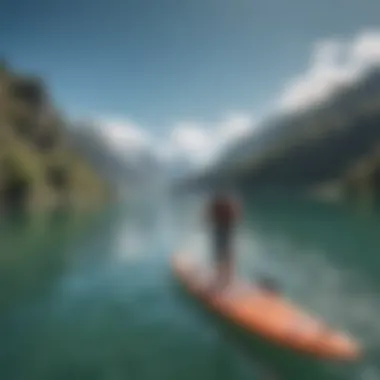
[207, 190, 240, 289]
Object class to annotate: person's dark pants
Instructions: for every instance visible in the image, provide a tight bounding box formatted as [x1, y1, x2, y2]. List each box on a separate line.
[213, 224, 231, 264]
[212, 224, 233, 287]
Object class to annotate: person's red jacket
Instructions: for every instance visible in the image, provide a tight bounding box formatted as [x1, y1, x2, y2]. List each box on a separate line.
[208, 195, 240, 226]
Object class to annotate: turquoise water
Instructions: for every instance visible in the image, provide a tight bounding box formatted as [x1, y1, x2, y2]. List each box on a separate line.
[0, 195, 379, 380]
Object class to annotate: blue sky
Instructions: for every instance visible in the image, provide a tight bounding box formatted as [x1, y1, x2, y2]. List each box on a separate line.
[2, 0, 380, 167]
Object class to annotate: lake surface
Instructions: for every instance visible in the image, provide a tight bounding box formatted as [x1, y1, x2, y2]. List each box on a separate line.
[0, 194, 379, 380]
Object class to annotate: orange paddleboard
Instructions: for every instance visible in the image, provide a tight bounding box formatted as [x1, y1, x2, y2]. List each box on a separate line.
[171, 253, 361, 362]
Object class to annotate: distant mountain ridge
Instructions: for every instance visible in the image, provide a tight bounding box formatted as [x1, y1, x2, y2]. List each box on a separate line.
[182, 66, 380, 199]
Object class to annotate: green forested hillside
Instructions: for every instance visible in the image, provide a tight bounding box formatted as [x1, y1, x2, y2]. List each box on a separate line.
[0, 62, 110, 212]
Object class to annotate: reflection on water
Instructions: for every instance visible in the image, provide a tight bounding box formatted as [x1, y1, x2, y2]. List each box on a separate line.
[0, 195, 379, 379]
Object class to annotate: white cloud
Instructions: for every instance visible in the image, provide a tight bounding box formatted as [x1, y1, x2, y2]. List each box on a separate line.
[166, 122, 215, 166]
[164, 112, 256, 169]
[95, 118, 152, 153]
[219, 113, 253, 141]
[170, 122, 211, 159]
[278, 29, 380, 113]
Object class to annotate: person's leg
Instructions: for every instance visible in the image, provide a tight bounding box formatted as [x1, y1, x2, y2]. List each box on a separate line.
[214, 226, 232, 290]
[211, 227, 224, 291]
[220, 228, 233, 286]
